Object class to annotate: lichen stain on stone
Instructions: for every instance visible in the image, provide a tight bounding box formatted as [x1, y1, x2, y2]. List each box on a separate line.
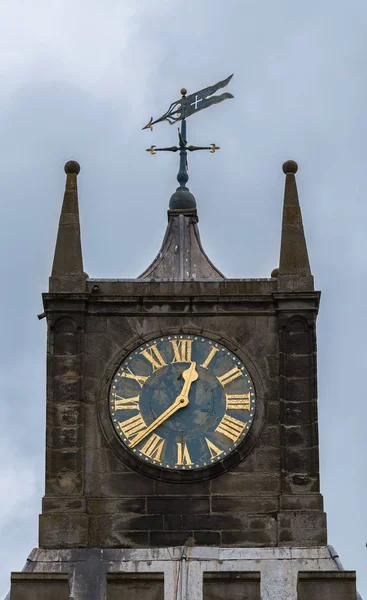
[58, 471, 77, 492]
[56, 370, 80, 382]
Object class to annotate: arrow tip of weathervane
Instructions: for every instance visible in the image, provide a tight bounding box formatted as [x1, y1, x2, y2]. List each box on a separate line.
[142, 117, 153, 131]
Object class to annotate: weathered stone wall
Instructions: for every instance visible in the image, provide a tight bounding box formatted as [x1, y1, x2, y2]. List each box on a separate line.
[39, 280, 326, 549]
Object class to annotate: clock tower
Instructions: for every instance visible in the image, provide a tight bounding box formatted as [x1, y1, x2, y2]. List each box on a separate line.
[9, 115, 360, 597]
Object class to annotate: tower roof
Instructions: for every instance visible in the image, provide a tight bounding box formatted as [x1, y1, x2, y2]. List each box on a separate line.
[139, 211, 224, 280]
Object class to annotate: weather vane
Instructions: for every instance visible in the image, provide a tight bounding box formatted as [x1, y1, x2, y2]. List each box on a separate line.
[142, 74, 234, 208]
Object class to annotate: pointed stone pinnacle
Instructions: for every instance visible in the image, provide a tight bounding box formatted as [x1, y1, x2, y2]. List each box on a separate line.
[49, 160, 86, 292]
[278, 160, 313, 291]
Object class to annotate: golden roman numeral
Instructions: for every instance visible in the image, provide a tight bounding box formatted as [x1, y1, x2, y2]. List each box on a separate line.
[114, 394, 140, 410]
[215, 414, 246, 442]
[140, 433, 165, 463]
[225, 393, 251, 410]
[119, 413, 147, 440]
[205, 437, 224, 461]
[200, 346, 219, 369]
[176, 442, 193, 466]
[170, 339, 192, 363]
[217, 366, 243, 387]
[140, 344, 167, 373]
[120, 367, 148, 388]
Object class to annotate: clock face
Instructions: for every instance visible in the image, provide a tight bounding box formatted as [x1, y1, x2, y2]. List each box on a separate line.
[109, 335, 256, 472]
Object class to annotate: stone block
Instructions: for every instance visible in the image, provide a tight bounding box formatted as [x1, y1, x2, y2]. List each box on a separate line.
[256, 425, 280, 448]
[42, 496, 86, 513]
[281, 400, 313, 425]
[211, 496, 278, 514]
[150, 530, 195, 546]
[155, 479, 210, 496]
[163, 514, 182, 530]
[147, 496, 210, 515]
[182, 513, 248, 531]
[254, 447, 280, 470]
[87, 497, 146, 514]
[49, 402, 79, 427]
[46, 448, 81, 474]
[297, 571, 357, 600]
[52, 377, 80, 402]
[278, 510, 327, 546]
[285, 354, 311, 378]
[94, 473, 155, 497]
[283, 424, 314, 447]
[248, 515, 276, 531]
[283, 378, 312, 402]
[211, 473, 280, 496]
[193, 530, 221, 545]
[11, 573, 70, 600]
[89, 521, 149, 547]
[265, 400, 280, 424]
[283, 446, 313, 472]
[39, 513, 89, 548]
[107, 573, 164, 600]
[203, 572, 260, 600]
[50, 354, 80, 378]
[221, 527, 276, 546]
[285, 329, 311, 354]
[233, 450, 256, 473]
[48, 425, 79, 449]
[85, 332, 121, 361]
[279, 494, 323, 511]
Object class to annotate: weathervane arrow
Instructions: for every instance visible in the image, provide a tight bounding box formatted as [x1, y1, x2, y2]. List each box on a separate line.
[142, 74, 234, 131]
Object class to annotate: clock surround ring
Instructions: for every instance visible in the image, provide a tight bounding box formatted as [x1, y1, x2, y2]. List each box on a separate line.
[97, 330, 266, 483]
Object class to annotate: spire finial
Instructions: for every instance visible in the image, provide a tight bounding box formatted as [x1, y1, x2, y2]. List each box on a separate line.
[49, 160, 86, 292]
[282, 159, 298, 174]
[64, 160, 80, 174]
[278, 160, 313, 290]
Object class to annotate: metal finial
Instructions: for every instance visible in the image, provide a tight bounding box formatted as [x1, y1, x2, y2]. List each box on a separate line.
[142, 74, 234, 210]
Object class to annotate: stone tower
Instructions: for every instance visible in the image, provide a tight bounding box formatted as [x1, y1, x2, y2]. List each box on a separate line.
[8, 159, 360, 600]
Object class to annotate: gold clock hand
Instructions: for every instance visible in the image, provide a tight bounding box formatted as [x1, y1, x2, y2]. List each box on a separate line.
[129, 362, 198, 448]
[179, 361, 199, 399]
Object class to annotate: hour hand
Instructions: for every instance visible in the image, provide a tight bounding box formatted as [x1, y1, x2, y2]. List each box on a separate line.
[178, 361, 198, 400]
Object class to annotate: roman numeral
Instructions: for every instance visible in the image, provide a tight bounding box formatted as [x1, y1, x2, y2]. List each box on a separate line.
[217, 366, 243, 387]
[140, 344, 167, 373]
[119, 413, 147, 440]
[200, 346, 219, 370]
[176, 442, 193, 466]
[170, 339, 192, 363]
[120, 367, 148, 388]
[215, 414, 246, 442]
[114, 394, 140, 410]
[140, 433, 165, 463]
[225, 393, 251, 410]
[205, 437, 224, 461]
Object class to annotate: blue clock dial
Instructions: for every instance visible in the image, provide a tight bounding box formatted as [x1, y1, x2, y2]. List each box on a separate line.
[109, 335, 256, 471]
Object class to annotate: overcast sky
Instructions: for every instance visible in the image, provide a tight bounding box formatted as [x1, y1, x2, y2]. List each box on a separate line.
[1, 0, 366, 597]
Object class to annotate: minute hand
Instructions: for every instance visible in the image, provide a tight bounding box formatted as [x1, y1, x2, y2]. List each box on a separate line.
[129, 362, 198, 448]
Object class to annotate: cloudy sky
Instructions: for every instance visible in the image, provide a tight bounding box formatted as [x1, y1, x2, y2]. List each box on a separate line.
[1, 0, 367, 596]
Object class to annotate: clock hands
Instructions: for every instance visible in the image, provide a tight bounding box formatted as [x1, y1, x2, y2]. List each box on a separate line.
[178, 360, 199, 401]
[129, 362, 198, 448]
